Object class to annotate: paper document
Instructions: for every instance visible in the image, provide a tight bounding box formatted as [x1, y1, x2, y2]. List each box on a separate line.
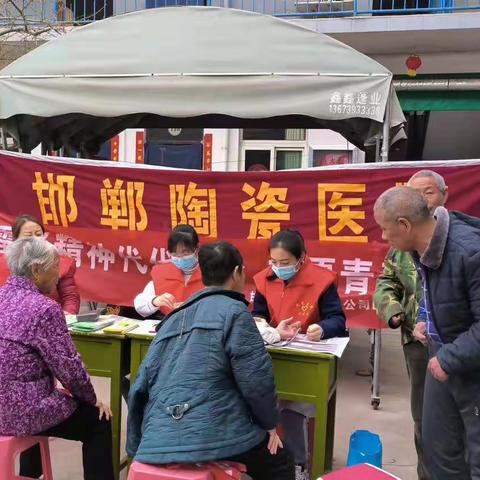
[65, 315, 77, 326]
[270, 334, 350, 358]
[129, 319, 161, 337]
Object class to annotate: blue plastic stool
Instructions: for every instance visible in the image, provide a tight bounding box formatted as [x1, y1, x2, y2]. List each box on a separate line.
[346, 430, 382, 468]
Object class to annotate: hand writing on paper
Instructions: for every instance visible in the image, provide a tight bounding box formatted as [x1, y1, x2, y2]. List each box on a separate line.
[276, 317, 301, 340]
[307, 324, 324, 342]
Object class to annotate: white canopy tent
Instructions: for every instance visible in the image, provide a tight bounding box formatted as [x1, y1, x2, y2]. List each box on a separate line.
[0, 7, 405, 158]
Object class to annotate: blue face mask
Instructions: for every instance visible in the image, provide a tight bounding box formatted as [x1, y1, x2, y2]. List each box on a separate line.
[171, 254, 198, 273]
[271, 264, 297, 281]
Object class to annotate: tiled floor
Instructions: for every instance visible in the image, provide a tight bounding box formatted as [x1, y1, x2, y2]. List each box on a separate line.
[46, 328, 417, 480]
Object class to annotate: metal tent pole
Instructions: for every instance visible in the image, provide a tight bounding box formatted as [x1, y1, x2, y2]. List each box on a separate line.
[371, 87, 393, 409]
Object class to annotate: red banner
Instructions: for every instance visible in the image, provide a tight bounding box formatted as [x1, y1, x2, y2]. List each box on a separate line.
[135, 131, 144, 164]
[1, 152, 480, 329]
[203, 133, 213, 171]
[110, 136, 120, 162]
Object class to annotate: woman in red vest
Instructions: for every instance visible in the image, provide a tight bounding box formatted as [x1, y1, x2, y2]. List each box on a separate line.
[134, 224, 203, 318]
[0, 215, 80, 314]
[252, 229, 347, 480]
[253, 229, 347, 342]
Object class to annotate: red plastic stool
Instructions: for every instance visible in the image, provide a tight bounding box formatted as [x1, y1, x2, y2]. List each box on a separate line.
[128, 461, 246, 480]
[0, 436, 53, 480]
[319, 463, 401, 479]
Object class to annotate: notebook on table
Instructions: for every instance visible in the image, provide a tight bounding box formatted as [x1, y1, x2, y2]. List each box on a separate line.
[70, 318, 115, 332]
[103, 319, 139, 334]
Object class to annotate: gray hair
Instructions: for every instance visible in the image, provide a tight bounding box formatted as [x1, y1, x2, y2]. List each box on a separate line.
[374, 186, 431, 225]
[5, 237, 59, 278]
[408, 169, 447, 193]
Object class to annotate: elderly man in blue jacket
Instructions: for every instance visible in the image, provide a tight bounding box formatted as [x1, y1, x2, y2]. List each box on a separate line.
[127, 241, 294, 480]
[374, 186, 480, 480]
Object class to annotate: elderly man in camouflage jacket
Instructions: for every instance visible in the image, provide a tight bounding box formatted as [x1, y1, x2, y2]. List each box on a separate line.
[374, 170, 448, 480]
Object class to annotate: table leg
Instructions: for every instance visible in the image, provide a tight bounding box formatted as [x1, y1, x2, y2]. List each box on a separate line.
[311, 397, 329, 479]
[324, 389, 337, 472]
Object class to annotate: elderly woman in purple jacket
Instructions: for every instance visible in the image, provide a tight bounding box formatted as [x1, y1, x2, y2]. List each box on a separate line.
[0, 237, 114, 480]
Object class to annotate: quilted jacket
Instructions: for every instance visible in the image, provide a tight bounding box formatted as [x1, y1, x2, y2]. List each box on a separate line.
[127, 287, 279, 464]
[412, 209, 480, 374]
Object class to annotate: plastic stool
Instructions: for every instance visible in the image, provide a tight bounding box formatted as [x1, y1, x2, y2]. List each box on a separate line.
[0, 436, 53, 480]
[346, 430, 382, 468]
[128, 461, 246, 480]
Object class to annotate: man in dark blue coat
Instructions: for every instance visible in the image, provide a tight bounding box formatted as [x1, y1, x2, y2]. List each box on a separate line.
[127, 241, 294, 480]
[374, 186, 480, 480]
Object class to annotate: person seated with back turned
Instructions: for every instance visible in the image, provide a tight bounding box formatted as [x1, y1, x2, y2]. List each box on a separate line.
[127, 241, 295, 480]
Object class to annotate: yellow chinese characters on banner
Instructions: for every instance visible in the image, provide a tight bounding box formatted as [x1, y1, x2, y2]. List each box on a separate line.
[32, 172, 78, 227]
[100, 179, 148, 231]
[241, 182, 290, 239]
[169, 182, 218, 237]
[318, 183, 368, 243]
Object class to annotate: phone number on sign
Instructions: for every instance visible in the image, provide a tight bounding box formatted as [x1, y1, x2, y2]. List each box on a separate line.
[329, 104, 381, 116]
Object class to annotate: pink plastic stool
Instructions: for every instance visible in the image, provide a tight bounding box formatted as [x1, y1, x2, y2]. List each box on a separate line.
[128, 461, 246, 480]
[0, 436, 53, 480]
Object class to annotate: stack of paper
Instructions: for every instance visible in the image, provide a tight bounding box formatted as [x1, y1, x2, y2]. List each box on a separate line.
[65, 315, 77, 326]
[129, 319, 161, 337]
[270, 334, 350, 358]
[71, 318, 115, 332]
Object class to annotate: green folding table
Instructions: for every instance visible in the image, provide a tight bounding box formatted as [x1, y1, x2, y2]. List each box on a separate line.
[71, 329, 130, 480]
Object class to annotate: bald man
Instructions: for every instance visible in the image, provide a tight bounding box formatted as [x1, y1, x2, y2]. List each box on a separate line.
[373, 170, 448, 480]
[374, 187, 480, 480]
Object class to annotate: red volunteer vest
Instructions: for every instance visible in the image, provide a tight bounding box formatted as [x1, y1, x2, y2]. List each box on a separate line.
[0, 255, 9, 286]
[151, 262, 204, 315]
[0, 254, 74, 302]
[253, 257, 337, 333]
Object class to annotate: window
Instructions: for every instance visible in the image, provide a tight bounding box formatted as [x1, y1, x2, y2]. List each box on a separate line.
[312, 149, 352, 167]
[242, 129, 306, 141]
[242, 129, 307, 171]
[243, 148, 304, 171]
[244, 150, 271, 171]
[275, 150, 303, 170]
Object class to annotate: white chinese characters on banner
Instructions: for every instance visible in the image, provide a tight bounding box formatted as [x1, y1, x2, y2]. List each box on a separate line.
[118, 246, 148, 274]
[150, 247, 171, 265]
[87, 243, 116, 272]
[0, 227, 176, 276]
[0, 226, 13, 254]
[310, 257, 336, 271]
[340, 258, 374, 296]
[54, 234, 84, 267]
[343, 299, 356, 311]
[329, 91, 382, 117]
